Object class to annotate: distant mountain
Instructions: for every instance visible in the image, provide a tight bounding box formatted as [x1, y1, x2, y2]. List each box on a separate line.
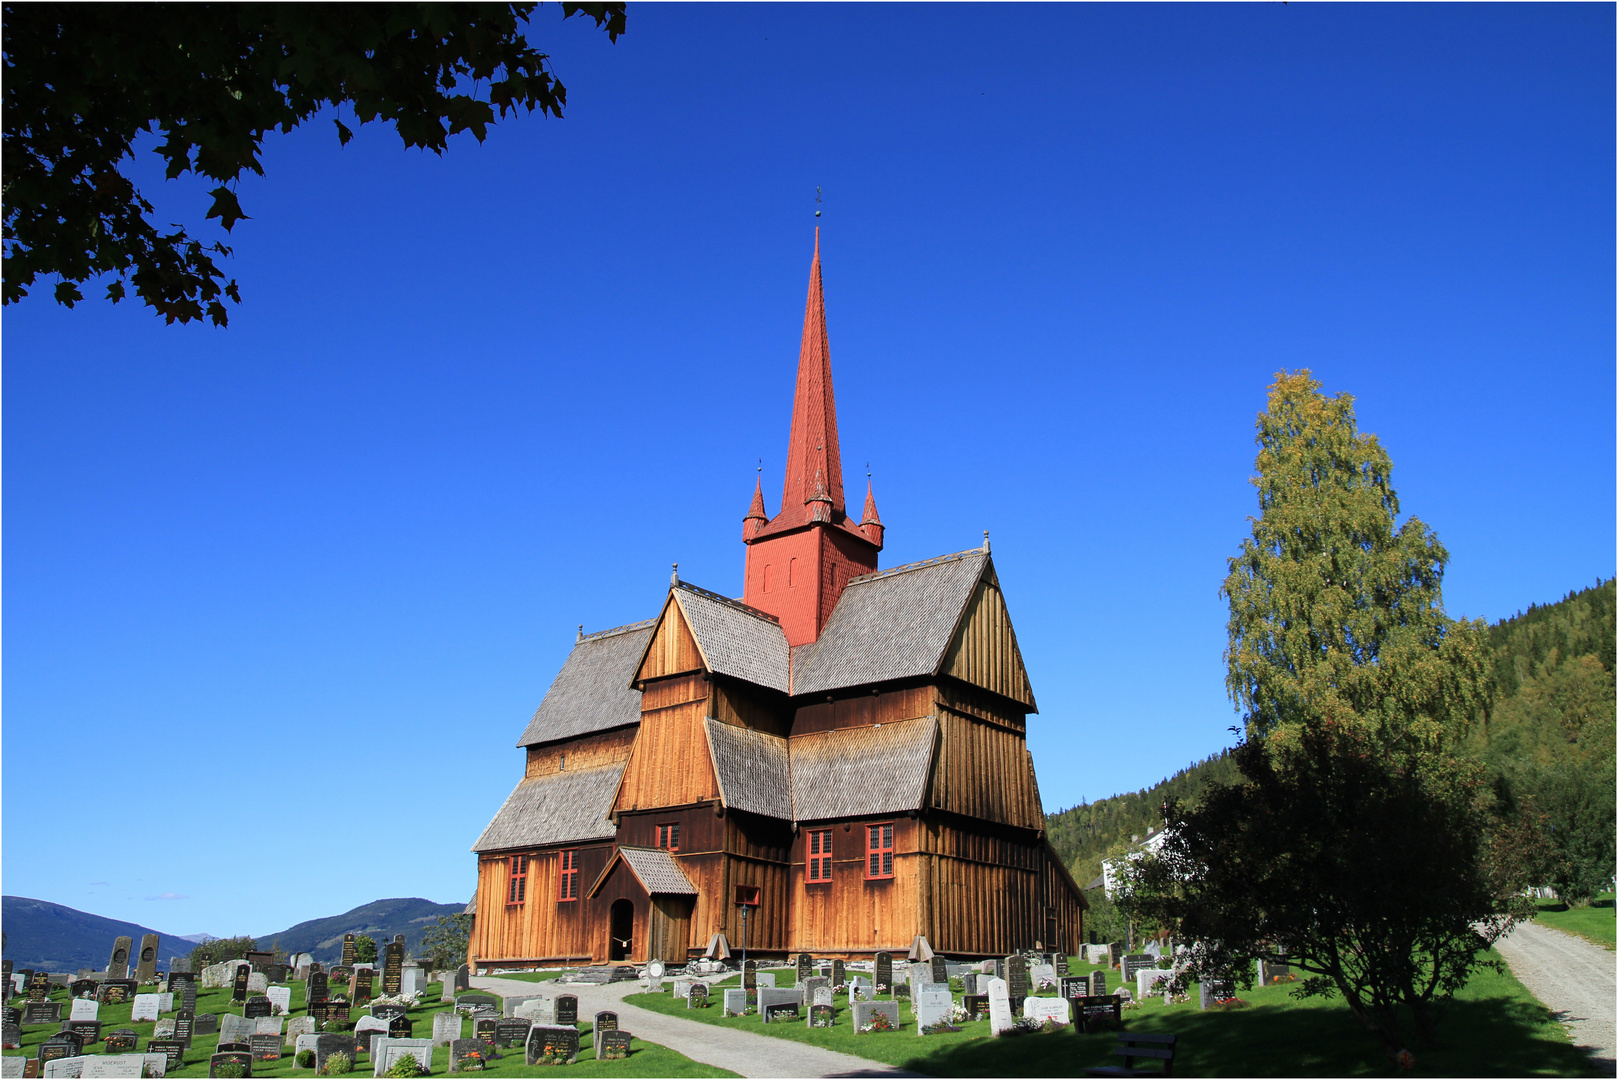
[253, 898, 466, 964]
[1, 896, 189, 973]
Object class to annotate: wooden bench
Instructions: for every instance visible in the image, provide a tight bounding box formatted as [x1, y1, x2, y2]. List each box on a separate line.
[1072, 994, 1122, 1033]
[1084, 1032, 1177, 1077]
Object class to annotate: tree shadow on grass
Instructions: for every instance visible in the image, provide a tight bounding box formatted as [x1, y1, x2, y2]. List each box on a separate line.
[897, 994, 1600, 1077]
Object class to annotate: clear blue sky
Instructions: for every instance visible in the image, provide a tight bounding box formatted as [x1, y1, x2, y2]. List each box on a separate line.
[4, 3, 1612, 940]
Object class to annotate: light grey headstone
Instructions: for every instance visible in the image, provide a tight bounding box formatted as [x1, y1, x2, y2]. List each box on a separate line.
[153, 1019, 176, 1040]
[1022, 997, 1070, 1025]
[914, 986, 953, 1034]
[254, 1016, 284, 1037]
[986, 977, 1013, 1036]
[218, 1013, 256, 1045]
[70, 1000, 99, 1022]
[755, 972, 775, 989]
[80, 1057, 145, 1078]
[266, 987, 292, 1016]
[432, 1011, 462, 1047]
[1084, 944, 1110, 966]
[757, 987, 801, 1011]
[1031, 963, 1056, 987]
[511, 997, 550, 1023]
[354, 1017, 389, 1039]
[671, 978, 692, 1000]
[441, 981, 455, 1004]
[42, 1056, 88, 1079]
[156, 993, 173, 1013]
[400, 968, 423, 998]
[1137, 969, 1172, 998]
[295, 1032, 322, 1059]
[130, 995, 161, 1023]
[287, 1016, 316, 1041]
[811, 986, 834, 1008]
[722, 989, 747, 1017]
[907, 962, 933, 995]
[1, 1056, 23, 1078]
[370, 1037, 432, 1078]
[852, 1001, 899, 1032]
[801, 976, 830, 1001]
[246, 973, 269, 995]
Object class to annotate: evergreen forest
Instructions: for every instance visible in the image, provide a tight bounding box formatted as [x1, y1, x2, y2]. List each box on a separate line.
[1047, 578, 1616, 907]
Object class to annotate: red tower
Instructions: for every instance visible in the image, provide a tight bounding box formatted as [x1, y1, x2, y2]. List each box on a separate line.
[742, 231, 882, 647]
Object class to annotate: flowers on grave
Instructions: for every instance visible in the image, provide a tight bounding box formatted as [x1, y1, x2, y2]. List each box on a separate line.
[215, 1064, 248, 1079]
[875, 983, 889, 994]
[455, 1050, 487, 1071]
[1037, 977, 1056, 991]
[921, 1020, 961, 1035]
[319, 1052, 353, 1076]
[384, 1052, 426, 1078]
[809, 1012, 834, 1029]
[859, 1012, 894, 1033]
[534, 1044, 572, 1067]
[1121, 998, 1141, 1011]
[949, 1001, 971, 1024]
[598, 1042, 627, 1061]
[1208, 996, 1249, 1011]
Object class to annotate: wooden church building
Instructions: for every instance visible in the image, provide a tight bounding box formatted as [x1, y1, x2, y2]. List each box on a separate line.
[468, 234, 1085, 969]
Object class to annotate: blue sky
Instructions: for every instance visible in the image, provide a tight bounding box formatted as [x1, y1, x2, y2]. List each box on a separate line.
[4, 3, 1612, 939]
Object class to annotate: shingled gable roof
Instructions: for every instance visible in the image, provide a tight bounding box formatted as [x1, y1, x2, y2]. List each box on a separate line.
[585, 846, 699, 899]
[636, 583, 791, 693]
[790, 548, 990, 696]
[704, 718, 792, 819]
[790, 715, 939, 822]
[516, 620, 654, 748]
[470, 763, 623, 853]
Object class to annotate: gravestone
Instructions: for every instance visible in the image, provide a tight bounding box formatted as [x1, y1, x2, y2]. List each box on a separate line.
[387, 1015, 413, 1041]
[179, 981, 197, 1016]
[914, 986, 953, 1034]
[1022, 997, 1071, 1026]
[1005, 955, 1029, 1010]
[48, 1032, 85, 1057]
[350, 969, 374, 1005]
[454, 994, 497, 1015]
[313, 1035, 359, 1075]
[963, 994, 989, 1020]
[554, 994, 578, 1025]
[670, 979, 691, 1000]
[135, 937, 159, 985]
[265, 987, 291, 1017]
[1199, 977, 1235, 1010]
[742, 960, 756, 991]
[69, 1001, 98, 1023]
[832, 960, 847, 987]
[83, 1057, 148, 1078]
[37, 1039, 78, 1067]
[874, 952, 893, 992]
[243, 997, 272, 1020]
[510, 999, 547, 1023]
[524, 1025, 578, 1066]
[370, 1004, 407, 1023]
[262, 965, 291, 986]
[1121, 955, 1153, 984]
[721, 989, 746, 1017]
[244, 952, 274, 974]
[156, 992, 173, 1013]
[959, 974, 977, 996]
[1059, 975, 1087, 1000]
[453, 966, 469, 995]
[448, 1039, 485, 1072]
[0, 1061, 18, 1080]
[808, 1004, 834, 1028]
[218, 1015, 256, 1047]
[1031, 963, 1056, 988]
[69, 982, 98, 1002]
[685, 984, 708, 1010]
[231, 968, 250, 1004]
[246, 973, 268, 996]
[986, 977, 1014, 1036]
[1107, 941, 1123, 968]
[800, 976, 830, 1003]
[381, 939, 404, 998]
[97, 982, 136, 1006]
[106, 939, 133, 982]
[341, 936, 356, 969]
[66, 1022, 100, 1046]
[593, 1011, 617, 1032]
[432, 1011, 462, 1047]
[762, 1001, 798, 1023]
[472, 1017, 497, 1043]
[795, 955, 812, 981]
[852, 1001, 899, 1032]
[27, 972, 52, 1002]
[249, 1034, 281, 1062]
[811, 986, 834, 1009]
[373, 1037, 433, 1078]
[170, 959, 191, 975]
[148, 1041, 186, 1072]
[1137, 969, 1172, 998]
[928, 957, 946, 985]
[1089, 970, 1108, 997]
[23, 1003, 62, 1026]
[907, 963, 932, 999]
[193, 1014, 219, 1037]
[399, 967, 423, 999]
[352, 1016, 388, 1054]
[173, 1012, 195, 1047]
[756, 973, 776, 989]
[253, 1017, 283, 1039]
[490, 1018, 527, 1048]
[1055, 953, 1070, 976]
[295, 1033, 325, 1061]
[596, 1029, 631, 1060]
[130, 996, 160, 1023]
[1, 1021, 19, 1049]
[310, 1001, 349, 1024]
[0, 962, 10, 990]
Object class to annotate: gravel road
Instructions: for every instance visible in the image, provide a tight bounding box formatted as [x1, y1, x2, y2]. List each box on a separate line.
[1494, 920, 1617, 1075]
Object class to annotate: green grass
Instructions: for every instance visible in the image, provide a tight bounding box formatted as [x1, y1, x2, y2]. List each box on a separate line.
[479, 971, 571, 984]
[3, 980, 735, 1077]
[626, 956, 1596, 1077]
[1533, 894, 1616, 950]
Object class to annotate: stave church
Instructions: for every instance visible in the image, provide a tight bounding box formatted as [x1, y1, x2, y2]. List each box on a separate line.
[466, 233, 1085, 969]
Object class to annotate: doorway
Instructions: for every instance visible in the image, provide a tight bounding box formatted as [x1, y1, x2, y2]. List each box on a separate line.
[609, 899, 635, 962]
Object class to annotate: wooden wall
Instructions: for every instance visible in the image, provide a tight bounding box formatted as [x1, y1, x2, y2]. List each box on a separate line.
[928, 708, 1045, 830]
[710, 677, 792, 737]
[525, 727, 635, 777]
[791, 684, 932, 736]
[635, 599, 704, 684]
[913, 819, 1083, 957]
[786, 817, 920, 955]
[615, 675, 718, 813]
[468, 842, 614, 967]
[940, 579, 1036, 709]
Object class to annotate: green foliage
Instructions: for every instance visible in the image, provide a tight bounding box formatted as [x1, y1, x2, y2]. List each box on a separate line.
[320, 1050, 353, 1075]
[352, 935, 378, 965]
[419, 913, 473, 972]
[187, 934, 260, 971]
[385, 1052, 425, 1078]
[215, 1064, 246, 1079]
[297, 1050, 316, 1068]
[1134, 372, 1513, 1067]
[2, 3, 625, 326]
[1080, 888, 1126, 944]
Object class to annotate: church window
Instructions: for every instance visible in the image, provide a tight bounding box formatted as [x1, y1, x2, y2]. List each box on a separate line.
[655, 822, 680, 852]
[507, 855, 529, 904]
[865, 824, 894, 879]
[763, 565, 773, 592]
[558, 850, 579, 901]
[789, 557, 797, 587]
[806, 829, 832, 882]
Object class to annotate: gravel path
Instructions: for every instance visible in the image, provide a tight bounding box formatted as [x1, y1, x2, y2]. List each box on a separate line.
[471, 974, 920, 1078]
[1494, 921, 1617, 1075]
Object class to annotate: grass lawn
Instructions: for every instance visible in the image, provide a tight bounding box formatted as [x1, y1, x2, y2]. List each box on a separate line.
[4, 980, 735, 1078]
[479, 971, 572, 984]
[626, 956, 1596, 1077]
[1533, 894, 1616, 950]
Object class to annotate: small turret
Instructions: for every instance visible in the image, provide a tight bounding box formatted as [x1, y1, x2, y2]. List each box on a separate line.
[743, 474, 768, 540]
[861, 477, 884, 548]
[807, 466, 833, 523]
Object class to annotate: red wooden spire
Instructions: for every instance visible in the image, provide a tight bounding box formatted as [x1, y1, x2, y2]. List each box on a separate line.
[742, 473, 768, 540]
[779, 228, 845, 525]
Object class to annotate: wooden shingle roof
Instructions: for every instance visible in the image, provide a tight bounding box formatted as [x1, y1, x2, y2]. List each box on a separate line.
[791, 550, 988, 695]
[673, 585, 791, 693]
[471, 763, 623, 853]
[586, 846, 699, 898]
[705, 718, 792, 819]
[789, 715, 939, 822]
[516, 621, 653, 748]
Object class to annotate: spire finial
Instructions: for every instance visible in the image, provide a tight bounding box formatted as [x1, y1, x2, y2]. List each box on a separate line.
[983, 530, 991, 553]
[815, 186, 822, 219]
[577, 624, 584, 643]
[671, 563, 679, 586]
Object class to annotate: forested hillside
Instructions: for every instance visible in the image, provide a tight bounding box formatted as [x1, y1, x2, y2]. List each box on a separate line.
[1049, 578, 1616, 904]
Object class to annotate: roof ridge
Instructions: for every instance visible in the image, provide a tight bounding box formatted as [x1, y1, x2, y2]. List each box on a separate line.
[845, 547, 985, 587]
[675, 581, 783, 625]
[579, 617, 658, 643]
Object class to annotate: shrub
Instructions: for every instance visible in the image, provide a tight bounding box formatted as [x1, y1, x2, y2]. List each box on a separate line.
[385, 1053, 425, 1078]
[215, 1064, 247, 1079]
[320, 1051, 353, 1075]
[296, 1050, 315, 1068]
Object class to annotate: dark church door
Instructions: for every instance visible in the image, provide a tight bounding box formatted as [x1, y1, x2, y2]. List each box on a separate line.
[609, 899, 635, 962]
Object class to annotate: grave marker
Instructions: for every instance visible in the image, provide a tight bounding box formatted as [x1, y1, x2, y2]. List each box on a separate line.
[832, 960, 846, 987]
[962, 995, 988, 1020]
[493, 1018, 529, 1048]
[147, 1041, 186, 1072]
[66, 1021, 100, 1046]
[596, 1029, 631, 1060]
[249, 1034, 282, 1062]
[312, 1035, 358, 1076]
[231, 968, 249, 1004]
[742, 961, 756, 991]
[914, 986, 953, 1034]
[265, 987, 291, 1017]
[524, 1025, 578, 1066]
[193, 1015, 219, 1037]
[555, 994, 578, 1025]
[685, 985, 708, 1010]
[873, 952, 893, 993]
[472, 1017, 496, 1043]
[341, 937, 356, 969]
[69, 1002, 98, 1023]
[68, 982, 98, 1002]
[173, 1013, 195, 1047]
[795, 955, 812, 981]
[852, 1001, 898, 1032]
[1022, 997, 1071, 1026]
[381, 939, 403, 998]
[243, 997, 272, 1020]
[928, 957, 946, 985]
[593, 1011, 617, 1032]
[106, 939, 133, 983]
[432, 1011, 462, 1047]
[721, 990, 746, 1017]
[130, 996, 160, 1024]
[134, 938, 159, 986]
[27, 973, 51, 1003]
[209, 1050, 253, 1078]
[986, 977, 1014, 1036]
[1005, 955, 1029, 1010]
[448, 1039, 485, 1072]
[22, 1004, 62, 1026]
[808, 1004, 834, 1028]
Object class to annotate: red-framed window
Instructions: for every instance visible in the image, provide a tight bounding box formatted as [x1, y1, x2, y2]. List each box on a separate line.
[865, 823, 894, 879]
[558, 850, 579, 902]
[806, 829, 833, 883]
[507, 855, 529, 904]
[655, 823, 680, 852]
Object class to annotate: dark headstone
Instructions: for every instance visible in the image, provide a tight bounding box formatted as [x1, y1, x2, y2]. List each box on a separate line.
[3, 1008, 19, 1026]
[473, 1017, 497, 1042]
[174, 1011, 195, 1046]
[341, 936, 357, 969]
[1056, 954, 1070, 976]
[928, 957, 945, 985]
[37, 1039, 77, 1066]
[1089, 970, 1108, 997]
[232, 967, 250, 1003]
[98, 980, 137, 1005]
[194, 1013, 220, 1036]
[107, 938, 133, 982]
[66, 1019, 101, 1044]
[686, 984, 708, 1009]
[350, 969, 373, 1004]
[136, 935, 160, 985]
[763, 1001, 799, 1022]
[1107, 941, 1123, 967]
[181, 979, 198, 1015]
[244, 952, 274, 973]
[833, 959, 847, 987]
[1006, 955, 1029, 1010]
[525, 1024, 579, 1066]
[494, 1018, 530, 1048]
[555, 994, 578, 1025]
[21, 1003, 60, 1026]
[165, 971, 196, 995]
[313, 1034, 359, 1074]
[963, 994, 989, 1020]
[311, 1001, 350, 1024]
[263, 964, 291, 985]
[68, 980, 97, 999]
[217, 1043, 252, 1054]
[1, 961, 11, 988]
[382, 942, 404, 997]
[306, 972, 329, 1008]
[596, 1029, 631, 1060]
[250, 1033, 282, 1061]
[243, 997, 272, 1019]
[742, 961, 756, 991]
[1121, 955, 1153, 983]
[369, 1004, 407, 1023]
[1, 1021, 19, 1049]
[874, 952, 893, 992]
[387, 1015, 413, 1039]
[209, 1050, 254, 1077]
[451, 1038, 487, 1071]
[795, 955, 812, 981]
[453, 965, 470, 995]
[20, 1061, 37, 1079]
[808, 1004, 834, 1028]
[593, 1011, 618, 1032]
[1060, 975, 1088, 1000]
[25, 973, 50, 1003]
[150, 1039, 187, 1071]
